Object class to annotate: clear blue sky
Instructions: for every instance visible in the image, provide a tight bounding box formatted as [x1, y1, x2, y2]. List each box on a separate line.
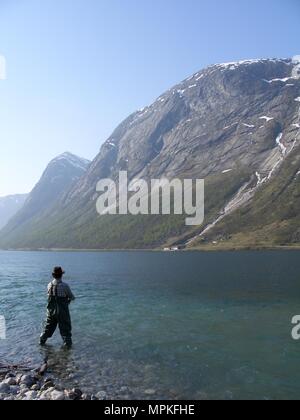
[0, 0, 299, 196]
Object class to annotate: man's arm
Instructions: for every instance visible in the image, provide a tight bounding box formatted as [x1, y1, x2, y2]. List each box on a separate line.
[65, 285, 75, 301]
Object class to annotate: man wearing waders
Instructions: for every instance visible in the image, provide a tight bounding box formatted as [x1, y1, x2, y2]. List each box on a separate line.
[40, 267, 75, 348]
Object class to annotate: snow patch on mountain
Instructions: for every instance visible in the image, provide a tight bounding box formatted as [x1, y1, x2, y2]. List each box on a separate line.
[214, 58, 289, 72]
[292, 55, 300, 79]
[276, 133, 286, 155]
[255, 172, 267, 186]
[259, 116, 274, 122]
[107, 141, 117, 148]
[292, 55, 300, 64]
[52, 152, 90, 172]
[264, 77, 292, 84]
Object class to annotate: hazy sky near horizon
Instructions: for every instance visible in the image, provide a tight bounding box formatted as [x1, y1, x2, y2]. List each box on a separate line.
[0, 0, 300, 196]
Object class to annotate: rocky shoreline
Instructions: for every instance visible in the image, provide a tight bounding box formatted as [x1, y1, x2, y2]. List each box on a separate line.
[0, 369, 104, 400]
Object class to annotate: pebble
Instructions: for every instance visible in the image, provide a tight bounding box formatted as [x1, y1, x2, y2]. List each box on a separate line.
[0, 367, 129, 401]
[9, 386, 20, 395]
[144, 389, 156, 396]
[15, 374, 23, 384]
[23, 391, 38, 400]
[96, 391, 107, 400]
[51, 390, 65, 401]
[4, 377, 17, 386]
[39, 391, 52, 401]
[81, 393, 91, 400]
[0, 383, 10, 394]
[40, 381, 55, 391]
[19, 375, 35, 387]
[65, 388, 83, 400]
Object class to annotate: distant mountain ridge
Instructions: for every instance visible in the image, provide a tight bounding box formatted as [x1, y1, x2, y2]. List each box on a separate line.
[0, 194, 28, 230]
[0, 152, 90, 244]
[0, 57, 299, 250]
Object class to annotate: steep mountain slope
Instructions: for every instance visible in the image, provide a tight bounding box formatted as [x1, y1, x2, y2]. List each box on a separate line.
[0, 57, 299, 250]
[0, 194, 28, 230]
[188, 145, 300, 249]
[0, 152, 90, 244]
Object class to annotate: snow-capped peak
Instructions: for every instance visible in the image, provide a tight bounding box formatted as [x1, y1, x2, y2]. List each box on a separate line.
[214, 58, 288, 71]
[52, 152, 90, 171]
[216, 59, 262, 68]
[292, 55, 300, 79]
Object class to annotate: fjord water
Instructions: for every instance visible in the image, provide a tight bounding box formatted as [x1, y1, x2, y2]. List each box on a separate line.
[1, 250, 300, 400]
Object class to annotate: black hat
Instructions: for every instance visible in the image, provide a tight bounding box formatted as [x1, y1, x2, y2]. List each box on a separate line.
[52, 267, 65, 278]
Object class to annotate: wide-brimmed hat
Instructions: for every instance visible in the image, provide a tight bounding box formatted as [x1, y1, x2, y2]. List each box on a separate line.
[52, 267, 65, 277]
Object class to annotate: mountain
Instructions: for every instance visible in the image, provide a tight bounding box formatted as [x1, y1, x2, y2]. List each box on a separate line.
[0, 194, 28, 230]
[0, 152, 90, 245]
[0, 57, 299, 250]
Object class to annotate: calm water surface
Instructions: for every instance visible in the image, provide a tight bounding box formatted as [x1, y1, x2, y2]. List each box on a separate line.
[0, 250, 300, 400]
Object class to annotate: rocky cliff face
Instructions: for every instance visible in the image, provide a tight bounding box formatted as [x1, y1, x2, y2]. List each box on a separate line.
[1, 57, 299, 249]
[75, 58, 299, 181]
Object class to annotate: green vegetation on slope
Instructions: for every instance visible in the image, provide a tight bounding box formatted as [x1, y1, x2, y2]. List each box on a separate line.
[192, 147, 300, 250]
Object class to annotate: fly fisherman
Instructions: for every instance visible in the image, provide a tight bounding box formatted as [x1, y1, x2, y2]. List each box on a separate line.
[40, 267, 75, 348]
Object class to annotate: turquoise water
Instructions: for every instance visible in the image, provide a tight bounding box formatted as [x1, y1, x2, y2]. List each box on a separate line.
[1, 250, 300, 400]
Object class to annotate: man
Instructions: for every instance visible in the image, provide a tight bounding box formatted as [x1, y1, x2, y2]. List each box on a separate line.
[40, 267, 75, 348]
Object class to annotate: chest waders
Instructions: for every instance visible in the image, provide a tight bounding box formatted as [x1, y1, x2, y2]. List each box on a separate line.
[40, 283, 72, 347]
